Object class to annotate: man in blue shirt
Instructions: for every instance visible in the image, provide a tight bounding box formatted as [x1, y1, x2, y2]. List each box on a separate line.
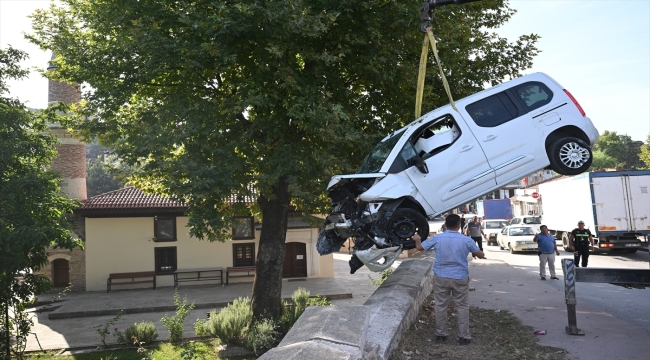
[413, 214, 484, 345]
[533, 225, 560, 280]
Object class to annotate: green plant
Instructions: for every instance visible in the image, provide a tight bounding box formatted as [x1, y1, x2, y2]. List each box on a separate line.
[94, 312, 123, 346]
[194, 318, 209, 337]
[278, 289, 331, 333]
[180, 341, 196, 360]
[124, 321, 158, 345]
[160, 292, 195, 343]
[369, 268, 394, 288]
[203, 297, 252, 345]
[307, 294, 332, 307]
[245, 319, 279, 355]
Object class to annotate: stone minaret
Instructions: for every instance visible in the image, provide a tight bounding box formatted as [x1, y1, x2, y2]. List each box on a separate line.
[47, 54, 87, 201]
[42, 54, 87, 291]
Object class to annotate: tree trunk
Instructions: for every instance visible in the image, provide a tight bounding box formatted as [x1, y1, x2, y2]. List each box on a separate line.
[3, 279, 10, 359]
[251, 177, 291, 321]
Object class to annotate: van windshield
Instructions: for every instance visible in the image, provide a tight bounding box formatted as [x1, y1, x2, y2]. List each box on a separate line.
[357, 130, 405, 174]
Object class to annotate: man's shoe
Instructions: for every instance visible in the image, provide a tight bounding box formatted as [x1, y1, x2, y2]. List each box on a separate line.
[541, 277, 546, 280]
[551, 276, 559, 280]
[458, 338, 471, 345]
[436, 336, 447, 343]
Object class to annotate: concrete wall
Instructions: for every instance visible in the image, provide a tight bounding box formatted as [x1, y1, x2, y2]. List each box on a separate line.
[85, 216, 331, 292]
[261, 251, 435, 360]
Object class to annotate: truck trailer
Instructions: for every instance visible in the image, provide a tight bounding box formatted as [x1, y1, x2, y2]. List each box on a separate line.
[476, 199, 513, 220]
[539, 171, 649, 252]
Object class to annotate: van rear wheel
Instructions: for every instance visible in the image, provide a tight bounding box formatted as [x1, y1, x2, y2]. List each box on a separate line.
[548, 137, 592, 175]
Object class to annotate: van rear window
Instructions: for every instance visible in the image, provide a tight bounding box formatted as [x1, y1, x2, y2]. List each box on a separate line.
[513, 82, 553, 111]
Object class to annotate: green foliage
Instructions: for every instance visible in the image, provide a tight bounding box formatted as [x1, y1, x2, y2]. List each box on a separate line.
[592, 130, 644, 170]
[0, 46, 81, 358]
[639, 135, 650, 170]
[160, 293, 195, 343]
[202, 297, 252, 345]
[193, 318, 209, 337]
[245, 319, 279, 355]
[279, 288, 330, 333]
[86, 159, 123, 197]
[369, 268, 395, 288]
[28, 0, 540, 320]
[589, 150, 617, 171]
[124, 321, 158, 345]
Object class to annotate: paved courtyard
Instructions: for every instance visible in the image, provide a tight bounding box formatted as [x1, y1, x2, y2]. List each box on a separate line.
[24, 252, 387, 352]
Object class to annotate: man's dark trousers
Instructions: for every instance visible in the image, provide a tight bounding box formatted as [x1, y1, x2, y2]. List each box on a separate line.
[471, 237, 483, 251]
[574, 245, 589, 267]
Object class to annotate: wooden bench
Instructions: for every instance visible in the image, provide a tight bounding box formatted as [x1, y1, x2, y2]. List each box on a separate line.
[226, 266, 256, 285]
[107, 271, 156, 293]
[174, 268, 223, 288]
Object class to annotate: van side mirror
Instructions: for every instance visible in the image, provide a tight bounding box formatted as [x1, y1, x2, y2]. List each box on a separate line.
[415, 157, 429, 174]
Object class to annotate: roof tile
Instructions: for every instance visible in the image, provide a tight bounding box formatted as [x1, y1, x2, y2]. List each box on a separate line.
[81, 187, 186, 210]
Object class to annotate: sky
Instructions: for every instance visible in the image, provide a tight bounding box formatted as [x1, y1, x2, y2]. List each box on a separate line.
[1, 0, 649, 141]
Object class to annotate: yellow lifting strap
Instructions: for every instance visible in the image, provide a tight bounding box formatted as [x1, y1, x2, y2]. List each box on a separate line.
[415, 27, 457, 119]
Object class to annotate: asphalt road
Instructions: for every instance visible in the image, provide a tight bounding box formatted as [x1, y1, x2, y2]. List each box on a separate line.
[481, 242, 650, 333]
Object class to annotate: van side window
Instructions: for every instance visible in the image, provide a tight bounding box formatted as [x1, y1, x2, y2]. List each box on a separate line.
[512, 81, 553, 111]
[465, 93, 517, 127]
[412, 115, 461, 159]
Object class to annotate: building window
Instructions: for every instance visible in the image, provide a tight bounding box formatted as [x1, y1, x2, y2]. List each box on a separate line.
[155, 247, 177, 274]
[154, 216, 176, 242]
[233, 243, 255, 267]
[232, 216, 255, 240]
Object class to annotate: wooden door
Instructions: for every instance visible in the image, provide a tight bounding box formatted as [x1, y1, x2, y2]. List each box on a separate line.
[283, 242, 307, 278]
[52, 259, 70, 287]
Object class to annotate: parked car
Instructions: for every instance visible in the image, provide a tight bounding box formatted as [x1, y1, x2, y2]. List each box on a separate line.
[510, 216, 542, 233]
[482, 219, 510, 246]
[317, 72, 599, 273]
[497, 226, 538, 254]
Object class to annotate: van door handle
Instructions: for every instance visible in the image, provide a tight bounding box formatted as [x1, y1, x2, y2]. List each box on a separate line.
[484, 135, 497, 142]
[459, 145, 474, 152]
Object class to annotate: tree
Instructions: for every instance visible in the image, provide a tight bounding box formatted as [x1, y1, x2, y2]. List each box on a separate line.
[86, 158, 123, 197]
[29, 0, 539, 320]
[592, 130, 644, 169]
[640, 134, 650, 170]
[589, 150, 617, 171]
[0, 47, 80, 358]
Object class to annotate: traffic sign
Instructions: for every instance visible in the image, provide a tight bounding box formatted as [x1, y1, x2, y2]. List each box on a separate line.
[532, 192, 540, 199]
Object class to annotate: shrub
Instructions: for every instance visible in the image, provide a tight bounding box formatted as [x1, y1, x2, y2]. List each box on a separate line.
[203, 297, 252, 345]
[124, 321, 158, 344]
[245, 319, 279, 355]
[160, 292, 195, 343]
[280, 288, 330, 333]
[194, 318, 209, 337]
[369, 268, 394, 287]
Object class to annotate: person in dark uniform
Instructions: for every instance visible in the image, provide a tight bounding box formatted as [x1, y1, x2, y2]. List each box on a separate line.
[460, 214, 466, 231]
[568, 220, 594, 267]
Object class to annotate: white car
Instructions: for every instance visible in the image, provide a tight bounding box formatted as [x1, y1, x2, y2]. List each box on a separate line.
[317, 72, 599, 273]
[497, 226, 538, 254]
[482, 219, 511, 246]
[510, 216, 542, 233]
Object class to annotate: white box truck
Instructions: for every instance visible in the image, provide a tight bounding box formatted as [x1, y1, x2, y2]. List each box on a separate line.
[539, 171, 649, 252]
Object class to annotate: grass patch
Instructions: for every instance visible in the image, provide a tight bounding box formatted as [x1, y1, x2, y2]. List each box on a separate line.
[391, 294, 567, 360]
[23, 340, 254, 360]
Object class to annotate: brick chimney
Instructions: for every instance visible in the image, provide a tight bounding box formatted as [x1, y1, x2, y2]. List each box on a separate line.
[47, 53, 87, 200]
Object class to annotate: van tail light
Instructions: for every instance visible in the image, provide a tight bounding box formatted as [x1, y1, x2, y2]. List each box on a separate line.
[564, 89, 586, 117]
